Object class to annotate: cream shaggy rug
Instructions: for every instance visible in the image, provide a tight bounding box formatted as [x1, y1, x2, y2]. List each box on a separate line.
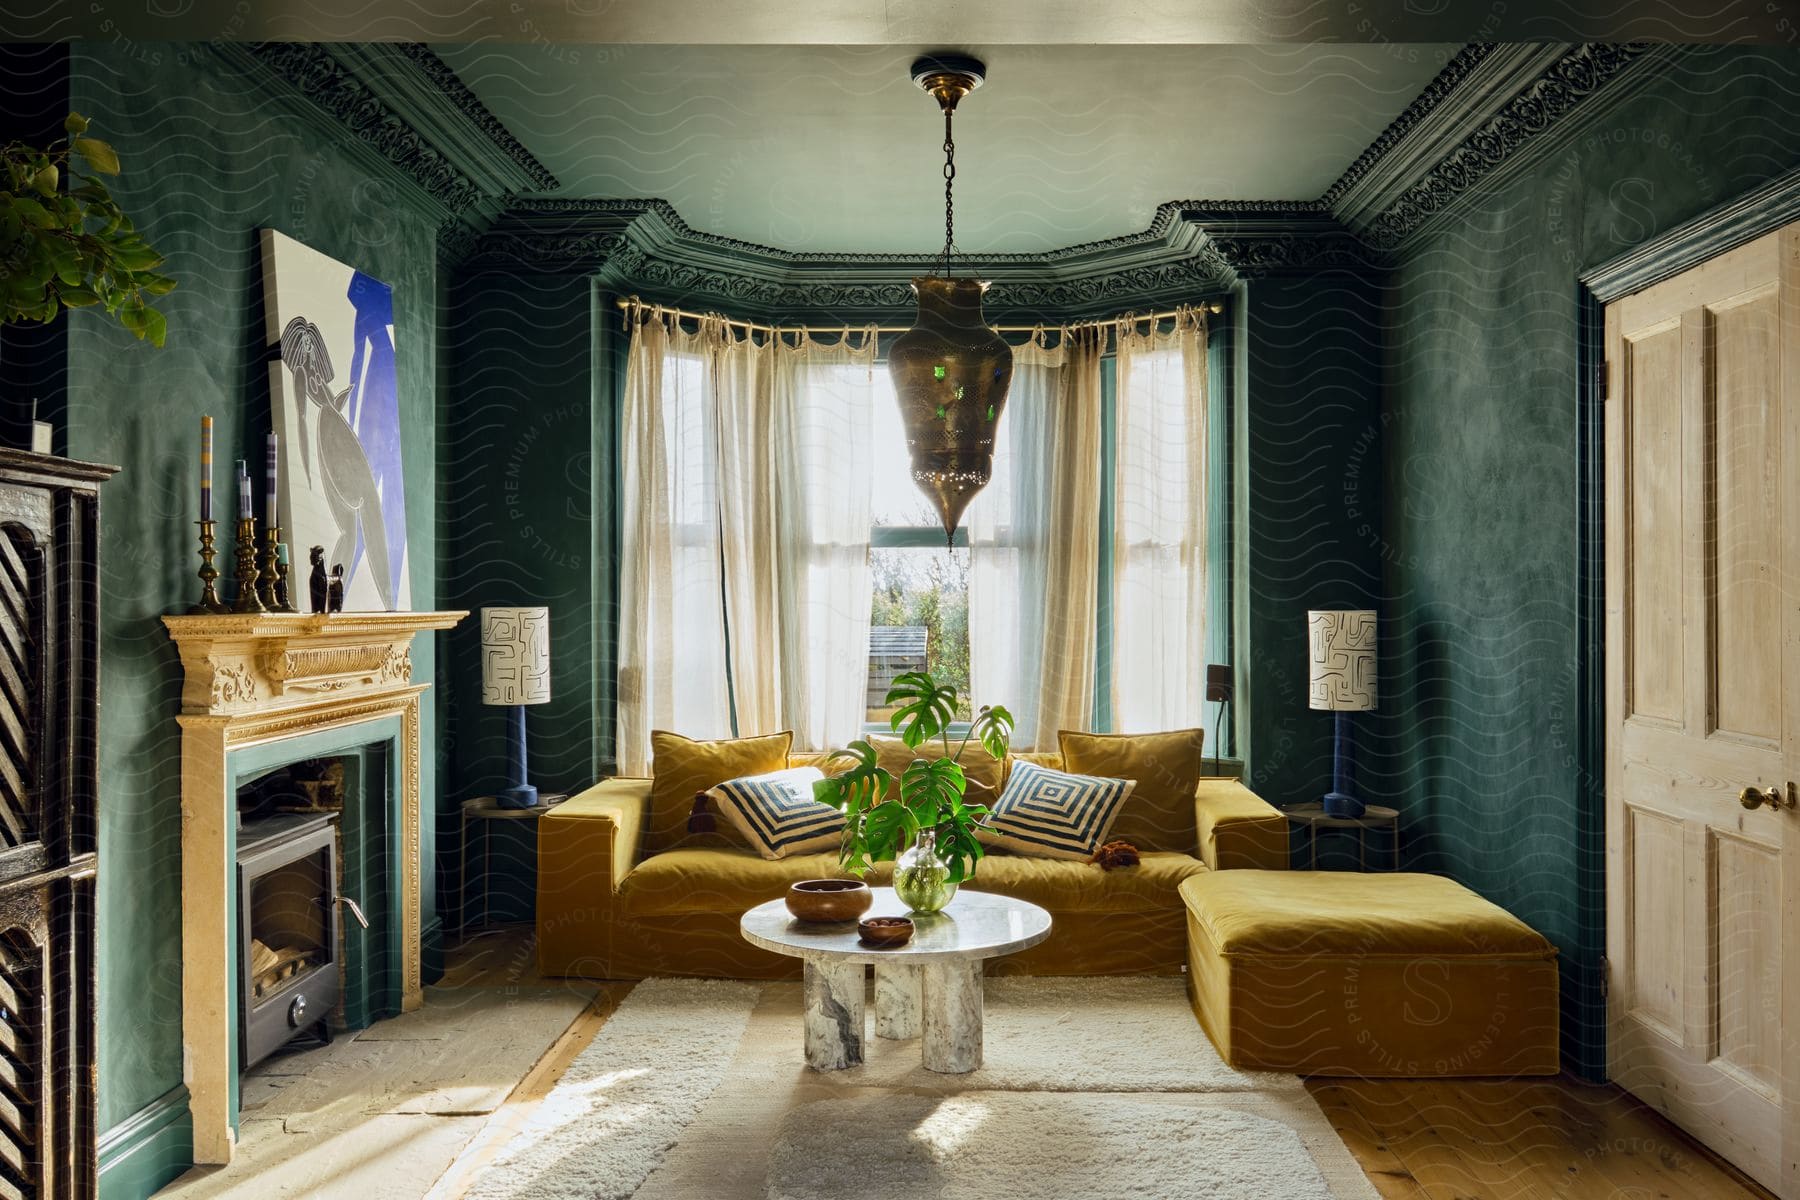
[462, 979, 760, 1200]
[456, 977, 1377, 1200]
[768, 1093, 1338, 1200]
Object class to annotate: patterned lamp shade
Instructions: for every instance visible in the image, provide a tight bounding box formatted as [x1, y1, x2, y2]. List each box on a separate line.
[480, 607, 551, 706]
[1308, 610, 1377, 712]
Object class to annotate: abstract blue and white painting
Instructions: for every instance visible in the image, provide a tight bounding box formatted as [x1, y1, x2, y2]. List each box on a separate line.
[259, 229, 410, 611]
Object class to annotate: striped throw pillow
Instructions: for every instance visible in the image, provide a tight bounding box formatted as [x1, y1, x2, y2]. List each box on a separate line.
[707, 767, 844, 861]
[979, 760, 1136, 861]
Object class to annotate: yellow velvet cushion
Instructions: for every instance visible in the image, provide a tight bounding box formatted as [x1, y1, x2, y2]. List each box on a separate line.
[868, 734, 1005, 799]
[617, 846, 1206, 918]
[619, 847, 865, 916]
[645, 730, 793, 854]
[1178, 871, 1557, 959]
[1059, 728, 1205, 852]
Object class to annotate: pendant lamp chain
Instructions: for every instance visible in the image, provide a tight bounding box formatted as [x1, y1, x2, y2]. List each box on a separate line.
[941, 106, 957, 276]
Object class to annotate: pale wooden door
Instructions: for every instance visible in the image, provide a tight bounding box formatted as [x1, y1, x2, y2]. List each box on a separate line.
[1606, 223, 1800, 1195]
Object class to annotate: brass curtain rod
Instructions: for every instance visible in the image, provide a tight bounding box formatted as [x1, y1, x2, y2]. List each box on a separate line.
[614, 295, 1223, 336]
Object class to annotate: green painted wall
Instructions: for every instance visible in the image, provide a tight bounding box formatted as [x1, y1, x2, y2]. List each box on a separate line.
[1243, 270, 1385, 808]
[58, 44, 445, 1139]
[439, 270, 613, 921]
[1377, 46, 1800, 1075]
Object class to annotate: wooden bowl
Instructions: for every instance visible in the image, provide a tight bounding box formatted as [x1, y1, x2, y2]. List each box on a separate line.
[858, 915, 915, 947]
[786, 879, 873, 923]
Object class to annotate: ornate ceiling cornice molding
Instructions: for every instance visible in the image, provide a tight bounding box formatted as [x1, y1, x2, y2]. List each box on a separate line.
[1354, 42, 1663, 251]
[468, 196, 1372, 321]
[240, 42, 486, 218]
[226, 42, 560, 263]
[390, 44, 561, 193]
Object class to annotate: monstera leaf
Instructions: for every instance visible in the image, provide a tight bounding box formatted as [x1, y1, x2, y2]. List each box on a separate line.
[812, 739, 895, 878]
[886, 671, 959, 750]
[969, 704, 1015, 761]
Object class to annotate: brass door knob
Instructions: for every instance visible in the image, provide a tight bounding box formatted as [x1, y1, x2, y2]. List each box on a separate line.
[1740, 784, 1794, 811]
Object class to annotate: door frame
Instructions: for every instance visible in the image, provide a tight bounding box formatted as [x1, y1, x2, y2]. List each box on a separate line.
[1577, 164, 1800, 1082]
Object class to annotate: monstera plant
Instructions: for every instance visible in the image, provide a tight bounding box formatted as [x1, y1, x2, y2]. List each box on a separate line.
[814, 671, 1012, 912]
[2, 113, 175, 346]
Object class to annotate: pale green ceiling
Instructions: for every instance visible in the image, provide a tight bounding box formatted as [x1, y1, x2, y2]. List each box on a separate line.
[439, 44, 1459, 254]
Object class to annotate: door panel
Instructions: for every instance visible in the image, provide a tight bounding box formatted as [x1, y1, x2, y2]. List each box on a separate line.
[1625, 322, 1685, 723]
[1606, 223, 1798, 1196]
[1710, 288, 1782, 744]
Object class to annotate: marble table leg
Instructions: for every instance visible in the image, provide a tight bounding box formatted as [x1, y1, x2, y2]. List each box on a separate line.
[874, 962, 922, 1040]
[801, 956, 865, 1071]
[922, 959, 983, 1073]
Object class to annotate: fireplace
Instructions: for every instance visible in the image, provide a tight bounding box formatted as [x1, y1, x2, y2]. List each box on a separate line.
[237, 813, 339, 1068]
[163, 610, 464, 1163]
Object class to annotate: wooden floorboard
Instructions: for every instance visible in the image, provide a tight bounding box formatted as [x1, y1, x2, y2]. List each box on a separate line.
[1305, 1075, 1778, 1200]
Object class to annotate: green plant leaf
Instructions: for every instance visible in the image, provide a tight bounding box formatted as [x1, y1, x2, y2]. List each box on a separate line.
[72, 137, 119, 175]
[139, 272, 177, 296]
[10, 197, 53, 229]
[31, 164, 57, 196]
[885, 670, 957, 749]
[969, 704, 1014, 761]
[900, 757, 965, 829]
[55, 284, 99, 308]
[63, 113, 89, 136]
[142, 305, 167, 347]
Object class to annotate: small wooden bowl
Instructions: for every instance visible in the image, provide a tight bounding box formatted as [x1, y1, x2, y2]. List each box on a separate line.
[786, 879, 873, 923]
[858, 915, 915, 947]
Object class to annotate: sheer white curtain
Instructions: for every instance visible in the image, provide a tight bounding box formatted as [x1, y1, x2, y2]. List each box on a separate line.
[772, 332, 879, 751]
[968, 327, 1104, 748]
[617, 311, 734, 774]
[1112, 308, 1208, 733]
[618, 310, 878, 768]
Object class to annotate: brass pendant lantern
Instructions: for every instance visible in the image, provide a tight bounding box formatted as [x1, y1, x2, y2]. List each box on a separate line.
[889, 55, 1013, 544]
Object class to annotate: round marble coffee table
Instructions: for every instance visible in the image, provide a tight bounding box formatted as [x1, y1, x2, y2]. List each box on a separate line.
[740, 888, 1052, 1074]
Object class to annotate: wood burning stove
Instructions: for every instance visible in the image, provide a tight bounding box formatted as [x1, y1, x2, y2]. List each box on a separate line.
[237, 813, 341, 1070]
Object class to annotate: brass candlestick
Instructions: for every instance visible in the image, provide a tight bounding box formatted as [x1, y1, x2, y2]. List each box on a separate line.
[189, 520, 228, 614]
[232, 517, 265, 613]
[257, 527, 282, 611]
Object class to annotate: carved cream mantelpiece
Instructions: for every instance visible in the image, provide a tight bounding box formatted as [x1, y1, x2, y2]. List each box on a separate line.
[162, 609, 465, 1164]
[162, 611, 464, 715]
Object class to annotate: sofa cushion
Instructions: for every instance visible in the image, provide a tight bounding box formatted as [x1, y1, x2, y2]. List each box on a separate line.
[978, 760, 1135, 860]
[868, 735, 1005, 800]
[646, 730, 793, 854]
[619, 848, 872, 917]
[619, 846, 1205, 918]
[970, 851, 1207, 914]
[707, 767, 844, 860]
[1059, 729, 1205, 852]
[1178, 871, 1558, 959]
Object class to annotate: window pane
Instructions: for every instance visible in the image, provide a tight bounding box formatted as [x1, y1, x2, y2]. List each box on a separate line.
[867, 546, 971, 723]
[870, 373, 944, 528]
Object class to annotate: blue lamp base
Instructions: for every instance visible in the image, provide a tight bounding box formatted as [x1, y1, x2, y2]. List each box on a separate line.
[1321, 710, 1367, 818]
[495, 703, 540, 810]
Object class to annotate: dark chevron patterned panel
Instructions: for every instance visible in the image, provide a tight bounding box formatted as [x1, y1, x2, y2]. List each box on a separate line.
[0, 528, 41, 851]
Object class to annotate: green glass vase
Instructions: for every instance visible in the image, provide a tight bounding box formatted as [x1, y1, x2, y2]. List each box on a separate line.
[893, 828, 957, 913]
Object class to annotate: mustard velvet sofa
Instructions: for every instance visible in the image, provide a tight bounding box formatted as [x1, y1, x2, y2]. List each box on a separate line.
[535, 752, 1289, 981]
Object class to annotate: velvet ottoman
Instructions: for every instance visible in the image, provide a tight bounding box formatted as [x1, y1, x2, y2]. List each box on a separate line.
[1180, 870, 1560, 1077]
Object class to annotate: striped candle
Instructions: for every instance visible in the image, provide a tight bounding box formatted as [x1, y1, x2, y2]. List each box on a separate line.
[199, 415, 213, 521]
[266, 431, 279, 529]
[237, 460, 251, 518]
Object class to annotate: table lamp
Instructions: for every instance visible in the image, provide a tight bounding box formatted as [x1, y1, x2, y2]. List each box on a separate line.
[1308, 610, 1376, 818]
[481, 606, 551, 809]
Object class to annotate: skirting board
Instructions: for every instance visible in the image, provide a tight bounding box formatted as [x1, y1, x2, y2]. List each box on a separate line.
[98, 1085, 193, 1200]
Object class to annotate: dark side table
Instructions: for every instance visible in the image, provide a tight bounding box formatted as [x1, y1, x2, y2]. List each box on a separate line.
[457, 793, 567, 936]
[1282, 802, 1400, 871]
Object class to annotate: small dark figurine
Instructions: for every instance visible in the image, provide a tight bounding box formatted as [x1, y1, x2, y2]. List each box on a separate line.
[327, 565, 345, 614]
[308, 546, 328, 614]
